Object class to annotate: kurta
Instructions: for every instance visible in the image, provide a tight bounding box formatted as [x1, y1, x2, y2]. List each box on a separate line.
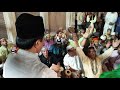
[103, 12, 118, 35]
[63, 53, 81, 71]
[76, 46, 114, 78]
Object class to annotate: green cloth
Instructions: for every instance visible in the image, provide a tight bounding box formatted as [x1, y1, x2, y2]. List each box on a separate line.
[68, 37, 90, 48]
[78, 37, 84, 46]
[100, 66, 120, 78]
[68, 39, 76, 48]
[0, 46, 9, 63]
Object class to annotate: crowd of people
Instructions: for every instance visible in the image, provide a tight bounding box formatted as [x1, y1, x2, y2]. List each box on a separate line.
[0, 12, 120, 78]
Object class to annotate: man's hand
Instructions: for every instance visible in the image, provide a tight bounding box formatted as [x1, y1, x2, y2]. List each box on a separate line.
[83, 22, 94, 38]
[112, 39, 120, 48]
[50, 63, 61, 72]
[88, 22, 94, 35]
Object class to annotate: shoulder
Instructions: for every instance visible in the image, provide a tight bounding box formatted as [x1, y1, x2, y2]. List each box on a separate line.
[64, 53, 69, 58]
[5, 53, 18, 63]
[64, 54, 70, 60]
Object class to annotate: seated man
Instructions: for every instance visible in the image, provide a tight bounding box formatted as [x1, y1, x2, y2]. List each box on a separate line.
[39, 47, 64, 77]
[44, 34, 54, 51]
[49, 40, 66, 68]
[63, 45, 83, 78]
[39, 47, 61, 68]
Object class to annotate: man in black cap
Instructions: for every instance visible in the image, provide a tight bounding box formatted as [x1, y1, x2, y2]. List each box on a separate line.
[3, 13, 59, 78]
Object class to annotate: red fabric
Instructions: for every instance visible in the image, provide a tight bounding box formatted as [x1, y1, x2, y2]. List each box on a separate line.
[92, 37, 99, 41]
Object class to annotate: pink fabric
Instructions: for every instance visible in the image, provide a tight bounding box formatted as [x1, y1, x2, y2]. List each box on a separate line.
[44, 40, 54, 50]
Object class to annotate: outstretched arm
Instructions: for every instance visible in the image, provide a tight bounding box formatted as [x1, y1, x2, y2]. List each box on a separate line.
[80, 22, 94, 47]
[99, 40, 120, 61]
[74, 22, 94, 62]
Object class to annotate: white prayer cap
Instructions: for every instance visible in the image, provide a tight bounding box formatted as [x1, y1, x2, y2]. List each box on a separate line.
[111, 32, 115, 35]
[111, 50, 119, 57]
[66, 45, 74, 51]
[100, 35, 106, 40]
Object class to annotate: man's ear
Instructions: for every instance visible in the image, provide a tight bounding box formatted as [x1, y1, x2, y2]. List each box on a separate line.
[36, 40, 39, 45]
[34, 40, 39, 48]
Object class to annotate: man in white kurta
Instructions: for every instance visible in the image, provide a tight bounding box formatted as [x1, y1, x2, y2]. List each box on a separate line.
[103, 12, 118, 35]
[63, 45, 81, 71]
[63, 45, 83, 78]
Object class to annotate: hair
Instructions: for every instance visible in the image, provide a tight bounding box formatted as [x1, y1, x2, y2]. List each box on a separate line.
[56, 30, 62, 35]
[68, 27, 75, 33]
[16, 36, 43, 50]
[87, 47, 95, 54]
[0, 38, 7, 42]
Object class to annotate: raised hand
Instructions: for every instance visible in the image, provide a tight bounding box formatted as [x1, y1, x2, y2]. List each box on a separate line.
[83, 22, 94, 38]
[88, 22, 94, 35]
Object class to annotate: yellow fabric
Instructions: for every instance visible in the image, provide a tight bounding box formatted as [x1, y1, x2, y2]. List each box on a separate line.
[76, 46, 114, 78]
[0, 46, 9, 63]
